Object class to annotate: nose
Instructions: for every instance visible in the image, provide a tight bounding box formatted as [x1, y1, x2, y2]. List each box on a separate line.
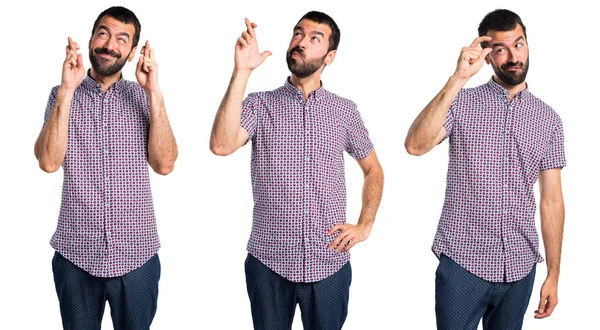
[101, 36, 118, 51]
[297, 35, 310, 50]
[507, 49, 518, 63]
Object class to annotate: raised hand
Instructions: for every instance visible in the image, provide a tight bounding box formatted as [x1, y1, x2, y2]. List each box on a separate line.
[454, 36, 492, 80]
[136, 40, 160, 93]
[235, 18, 272, 72]
[61, 37, 85, 91]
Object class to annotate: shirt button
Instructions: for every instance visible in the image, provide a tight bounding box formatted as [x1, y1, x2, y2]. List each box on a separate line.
[305, 156, 310, 161]
[304, 208, 309, 214]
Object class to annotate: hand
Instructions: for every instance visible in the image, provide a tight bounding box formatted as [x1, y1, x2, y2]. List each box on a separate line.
[235, 18, 272, 72]
[136, 40, 160, 93]
[454, 36, 492, 80]
[534, 276, 558, 319]
[61, 37, 85, 91]
[328, 223, 372, 253]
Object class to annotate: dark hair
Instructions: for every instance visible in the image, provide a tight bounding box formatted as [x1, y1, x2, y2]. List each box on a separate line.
[296, 11, 340, 52]
[91, 6, 141, 48]
[478, 9, 526, 48]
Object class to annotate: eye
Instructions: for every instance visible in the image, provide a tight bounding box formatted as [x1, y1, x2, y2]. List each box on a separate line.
[118, 37, 127, 44]
[495, 48, 506, 54]
[311, 36, 320, 42]
[293, 32, 302, 38]
[515, 43, 524, 48]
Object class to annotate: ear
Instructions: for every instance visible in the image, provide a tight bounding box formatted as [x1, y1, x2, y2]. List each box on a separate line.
[127, 46, 138, 62]
[88, 37, 92, 50]
[324, 49, 337, 65]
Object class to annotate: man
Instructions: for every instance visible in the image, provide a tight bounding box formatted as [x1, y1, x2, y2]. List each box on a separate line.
[405, 9, 565, 329]
[210, 11, 383, 330]
[34, 6, 177, 330]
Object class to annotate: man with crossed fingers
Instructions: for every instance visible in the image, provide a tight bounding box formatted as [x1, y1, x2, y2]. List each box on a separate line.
[210, 11, 383, 330]
[34, 6, 177, 329]
[405, 9, 565, 329]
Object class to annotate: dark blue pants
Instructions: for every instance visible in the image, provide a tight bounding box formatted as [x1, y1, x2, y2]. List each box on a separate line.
[435, 254, 536, 330]
[245, 254, 352, 330]
[52, 252, 160, 330]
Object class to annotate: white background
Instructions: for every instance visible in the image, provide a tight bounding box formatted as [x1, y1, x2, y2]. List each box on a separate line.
[0, 0, 596, 329]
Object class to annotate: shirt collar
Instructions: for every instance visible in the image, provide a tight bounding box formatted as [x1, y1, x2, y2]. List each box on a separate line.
[487, 76, 531, 100]
[284, 77, 327, 101]
[81, 70, 127, 92]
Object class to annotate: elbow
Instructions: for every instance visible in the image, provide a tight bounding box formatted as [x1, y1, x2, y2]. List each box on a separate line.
[154, 163, 175, 176]
[38, 160, 61, 173]
[404, 142, 427, 156]
[209, 142, 234, 156]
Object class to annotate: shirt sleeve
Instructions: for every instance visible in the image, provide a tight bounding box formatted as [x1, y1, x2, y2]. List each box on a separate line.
[540, 117, 566, 171]
[241, 93, 258, 142]
[344, 103, 374, 159]
[42, 86, 59, 128]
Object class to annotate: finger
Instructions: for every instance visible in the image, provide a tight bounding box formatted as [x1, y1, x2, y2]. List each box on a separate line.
[328, 224, 342, 236]
[245, 18, 256, 38]
[544, 298, 557, 317]
[261, 50, 273, 60]
[136, 55, 144, 72]
[481, 48, 493, 60]
[331, 232, 349, 250]
[242, 31, 252, 42]
[470, 36, 492, 48]
[76, 53, 84, 69]
[143, 57, 154, 71]
[67, 37, 75, 51]
[536, 295, 547, 316]
[344, 238, 360, 251]
[145, 41, 154, 60]
[336, 233, 355, 252]
[237, 37, 248, 48]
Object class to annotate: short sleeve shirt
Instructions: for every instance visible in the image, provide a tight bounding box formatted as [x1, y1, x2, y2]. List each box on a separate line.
[241, 79, 374, 283]
[43, 73, 159, 278]
[433, 77, 566, 282]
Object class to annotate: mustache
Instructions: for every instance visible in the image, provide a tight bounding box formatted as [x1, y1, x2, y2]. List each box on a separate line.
[93, 47, 121, 59]
[501, 61, 523, 70]
[288, 46, 305, 59]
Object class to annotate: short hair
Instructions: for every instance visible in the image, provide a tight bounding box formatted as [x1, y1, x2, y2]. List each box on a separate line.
[478, 9, 527, 48]
[91, 6, 141, 48]
[296, 11, 340, 52]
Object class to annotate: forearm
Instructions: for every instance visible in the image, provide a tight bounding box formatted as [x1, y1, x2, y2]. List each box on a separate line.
[356, 163, 384, 229]
[147, 91, 178, 175]
[35, 87, 73, 172]
[210, 69, 251, 155]
[540, 197, 565, 279]
[404, 75, 466, 155]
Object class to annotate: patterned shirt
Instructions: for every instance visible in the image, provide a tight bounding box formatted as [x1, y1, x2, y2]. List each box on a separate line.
[241, 79, 374, 283]
[433, 77, 566, 282]
[42, 73, 159, 278]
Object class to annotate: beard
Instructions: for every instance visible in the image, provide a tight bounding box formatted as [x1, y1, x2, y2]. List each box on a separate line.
[492, 57, 529, 86]
[286, 46, 327, 78]
[89, 47, 130, 76]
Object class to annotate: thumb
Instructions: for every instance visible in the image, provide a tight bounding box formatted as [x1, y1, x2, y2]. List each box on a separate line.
[537, 294, 546, 314]
[261, 50, 272, 60]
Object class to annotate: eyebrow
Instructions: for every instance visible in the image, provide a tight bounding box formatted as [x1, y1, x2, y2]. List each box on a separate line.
[97, 25, 131, 39]
[293, 26, 325, 38]
[492, 35, 524, 48]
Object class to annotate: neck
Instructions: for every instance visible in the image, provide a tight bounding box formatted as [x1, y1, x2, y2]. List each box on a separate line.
[290, 73, 322, 100]
[90, 69, 122, 92]
[493, 75, 527, 100]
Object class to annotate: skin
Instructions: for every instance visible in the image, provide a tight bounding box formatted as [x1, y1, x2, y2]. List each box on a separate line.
[404, 25, 564, 319]
[210, 18, 383, 252]
[35, 15, 177, 175]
